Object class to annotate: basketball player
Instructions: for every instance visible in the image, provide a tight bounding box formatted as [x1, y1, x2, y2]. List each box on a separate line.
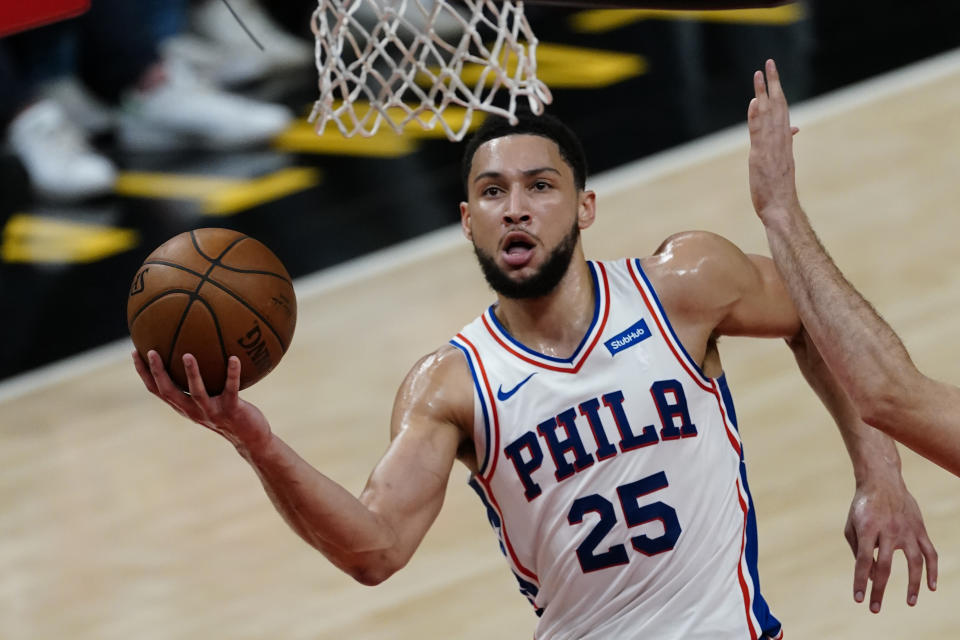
[748, 59, 960, 478]
[134, 98, 937, 638]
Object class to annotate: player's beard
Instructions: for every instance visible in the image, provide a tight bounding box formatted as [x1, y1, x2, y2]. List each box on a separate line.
[473, 216, 580, 300]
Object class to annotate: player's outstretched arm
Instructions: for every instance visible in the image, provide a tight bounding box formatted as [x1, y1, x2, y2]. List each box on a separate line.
[649, 232, 937, 612]
[748, 58, 960, 476]
[132, 346, 469, 585]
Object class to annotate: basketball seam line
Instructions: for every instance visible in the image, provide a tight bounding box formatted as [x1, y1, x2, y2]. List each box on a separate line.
[134, 263, 291, 351]
[166, 293, 231, 392]
[141, 259, 291, 283]
[167, 231, 251, 379]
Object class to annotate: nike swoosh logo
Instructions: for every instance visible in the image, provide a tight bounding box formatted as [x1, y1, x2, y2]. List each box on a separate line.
[497, 372, 537, 401]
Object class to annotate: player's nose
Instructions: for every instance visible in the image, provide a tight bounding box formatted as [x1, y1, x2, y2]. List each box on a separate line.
[503, 188, 531, 225]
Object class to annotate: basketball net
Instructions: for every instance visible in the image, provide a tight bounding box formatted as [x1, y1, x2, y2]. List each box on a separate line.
[309, 0, 553, 141]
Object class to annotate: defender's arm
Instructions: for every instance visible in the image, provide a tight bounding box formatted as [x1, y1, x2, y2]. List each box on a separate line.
[649, 231, 936, 611]
[748, 61, 960, 475]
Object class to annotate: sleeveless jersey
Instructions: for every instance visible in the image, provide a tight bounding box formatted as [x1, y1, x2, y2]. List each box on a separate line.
[449, 259, 782, 640]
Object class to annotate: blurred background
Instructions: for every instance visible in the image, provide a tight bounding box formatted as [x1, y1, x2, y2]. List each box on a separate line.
[1, 0, 959, 382]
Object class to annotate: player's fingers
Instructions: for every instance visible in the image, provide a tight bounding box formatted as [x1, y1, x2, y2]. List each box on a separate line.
[920, 535, 939, 591]
[146, 350, 177, 396]
[147, 350, 195, 412]
[220, 356, 242, 411]
[852, 532, 872, 604]
[903, 542, 924, 606]
[791, 126, 800, 136]
[132, 350, 160, 395]
[869, 537, 895, 613]
[183, 354, 211, 406]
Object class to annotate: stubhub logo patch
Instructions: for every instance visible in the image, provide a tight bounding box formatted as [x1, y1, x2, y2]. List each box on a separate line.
[604, 318, 652, 356]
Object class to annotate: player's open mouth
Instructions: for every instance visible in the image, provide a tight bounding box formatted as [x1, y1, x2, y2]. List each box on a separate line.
[501, 232, 536, 267]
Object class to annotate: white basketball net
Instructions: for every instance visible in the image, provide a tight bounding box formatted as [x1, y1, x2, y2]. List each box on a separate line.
[309, 0, 553, 141]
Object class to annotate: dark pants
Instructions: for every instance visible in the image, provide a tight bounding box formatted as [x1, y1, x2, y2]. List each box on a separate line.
[0, 0, 185, 126]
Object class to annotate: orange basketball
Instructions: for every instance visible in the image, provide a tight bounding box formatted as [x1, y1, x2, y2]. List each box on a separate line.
[127, 228, 297, 394]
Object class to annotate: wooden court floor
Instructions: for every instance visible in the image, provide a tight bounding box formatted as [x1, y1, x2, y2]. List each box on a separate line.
[3, 50, 960, 639]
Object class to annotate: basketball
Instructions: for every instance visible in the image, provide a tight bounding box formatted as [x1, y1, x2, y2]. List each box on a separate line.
[127, 228, 297, 394]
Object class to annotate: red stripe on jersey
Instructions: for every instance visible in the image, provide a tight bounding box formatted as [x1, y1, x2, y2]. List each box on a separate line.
[710, 379, 743, 458]
[457, 335, 540, 586]
[456, 333, 501, 481]
[626, 259, 712, 393]
[481, 262, 611, 373]
[473, 472, 541, 585]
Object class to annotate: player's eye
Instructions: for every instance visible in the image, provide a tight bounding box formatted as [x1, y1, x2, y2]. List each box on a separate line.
[481, 185, 503, 197]
[532, 180, 551, 191]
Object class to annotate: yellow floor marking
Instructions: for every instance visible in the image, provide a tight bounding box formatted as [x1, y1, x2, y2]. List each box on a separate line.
[114, 167, 321, 216]
[433, 42, 645, 90]
[570, 3, 805, 33]
[1, 214, 139, 264]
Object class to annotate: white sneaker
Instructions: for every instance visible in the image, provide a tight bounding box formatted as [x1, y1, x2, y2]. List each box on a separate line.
[162, 33, 272, 87]
[191, 0, 313, 71]
[39, 76, 116, 136]
[117, 59, 293, 151]
[7, 100, 116, 201]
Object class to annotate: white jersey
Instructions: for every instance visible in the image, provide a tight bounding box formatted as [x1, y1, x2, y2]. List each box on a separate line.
[450, 259, 782, 640]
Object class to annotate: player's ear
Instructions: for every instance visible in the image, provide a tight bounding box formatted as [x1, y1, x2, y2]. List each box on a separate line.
[460, 201, 473, 240]
[577, 190, 596, 230]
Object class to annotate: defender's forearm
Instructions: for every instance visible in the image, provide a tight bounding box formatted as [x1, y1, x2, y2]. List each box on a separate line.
[787, 327, 901, 483]
[762, 205, 915, 417]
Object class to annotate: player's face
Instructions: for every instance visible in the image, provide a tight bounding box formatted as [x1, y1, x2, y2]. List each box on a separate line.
[461, 134, 595, 299]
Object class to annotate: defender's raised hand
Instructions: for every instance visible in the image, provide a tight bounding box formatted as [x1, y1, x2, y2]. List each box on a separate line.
[748, 59, 801, 219]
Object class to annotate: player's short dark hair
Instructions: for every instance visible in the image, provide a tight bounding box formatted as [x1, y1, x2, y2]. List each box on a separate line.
[461, 110, 588, 194]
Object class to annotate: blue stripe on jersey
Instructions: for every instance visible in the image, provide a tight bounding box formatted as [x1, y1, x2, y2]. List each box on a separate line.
[467, 476, 541, 609]
[485, 261, 601, 364]
[632, 259, 709, 382]
[450, 339, 492, 476]
[717, 374, 782, 638]
[717, 372, 739, 428]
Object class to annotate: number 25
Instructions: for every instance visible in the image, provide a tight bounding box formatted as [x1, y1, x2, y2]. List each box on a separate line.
[567, 471, 682, 573]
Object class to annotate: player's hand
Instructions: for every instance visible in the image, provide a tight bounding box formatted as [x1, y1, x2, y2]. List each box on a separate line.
[747, 58, 801, 220]
[132, 349, 273, 453]
[844, 475, 938, 613]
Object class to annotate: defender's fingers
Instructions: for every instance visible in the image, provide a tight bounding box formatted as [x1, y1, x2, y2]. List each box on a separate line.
[869, 537, 895, 613]
[753, 69, 766, 101]
[852, 533, 872, 603]
[844, 521, 858, 555]
[920, 535, 938, 591]
[766, 59, 785, 100]
[747, 98, 760, 128]
[903, 542, 923, 606]
[132, 350, 160, 395]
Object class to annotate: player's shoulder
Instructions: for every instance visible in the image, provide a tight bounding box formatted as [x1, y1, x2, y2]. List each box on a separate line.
[393, 344, 474, 431]
[638, 230, 749, 283]
[648, 230, 745, 265]
[638, 230, 756, 312]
